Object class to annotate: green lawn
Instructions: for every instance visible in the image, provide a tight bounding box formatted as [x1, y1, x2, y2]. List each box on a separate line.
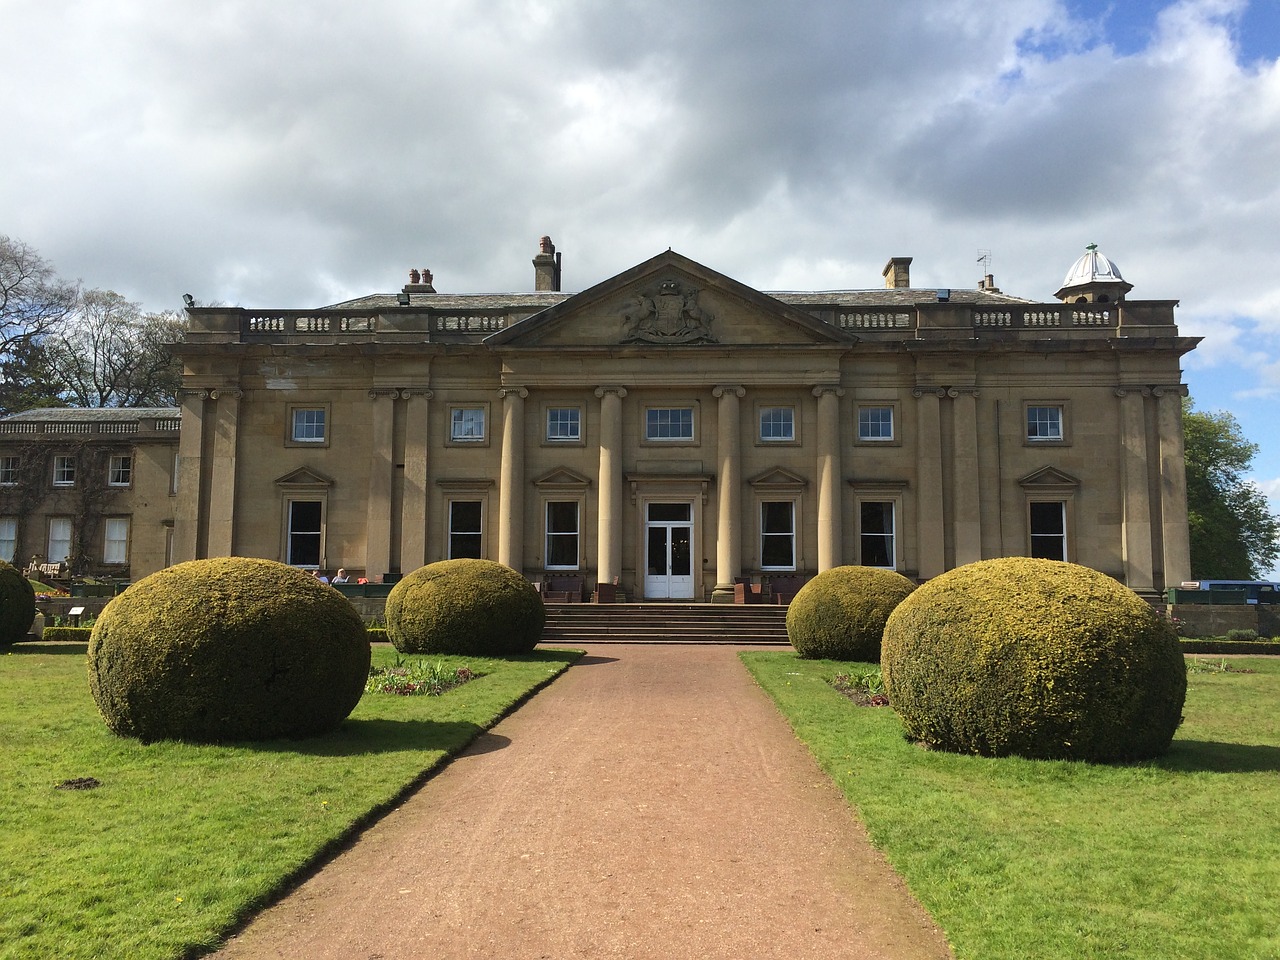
[0, 642, 580, 960]
[742, 652, 1280, 960]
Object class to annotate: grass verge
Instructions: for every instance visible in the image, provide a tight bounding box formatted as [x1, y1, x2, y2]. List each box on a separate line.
[0, 642, 581, 960]
[741, 651, 1280, 960]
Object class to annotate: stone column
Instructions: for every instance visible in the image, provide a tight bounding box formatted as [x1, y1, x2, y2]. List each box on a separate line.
[365, 388, 398, 580]
[813, 385, 845, 572]
[206, 387, 242, 558]
[497, 387, 528, 574]
[1156, 385, 1191, 589]
[400, 388, 433, 573]
[595, 386, 627, 587]
[914, 387, 946, 578]
[1117, 387, 1155, 591]
[712, 385, 745, 599]
[952, 387, 981, 566]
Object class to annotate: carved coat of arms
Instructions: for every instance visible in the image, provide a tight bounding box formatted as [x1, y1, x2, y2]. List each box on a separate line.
[619, 280, 717, 344]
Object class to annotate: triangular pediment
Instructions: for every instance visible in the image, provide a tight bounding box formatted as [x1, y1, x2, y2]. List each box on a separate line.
[275, 466, 334, 488]
[748, 466, 809, 489]
[1018, 465, 1080, 488]
[488, 250, 855, 349]
[532, 466, 593, 488]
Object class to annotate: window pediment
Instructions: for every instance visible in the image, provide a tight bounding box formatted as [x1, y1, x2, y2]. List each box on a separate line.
[532, 467, 592, 490]
[275, 466, 334, 490]
[749, 467, 808, 492]
[1018, 465, 1080, 490]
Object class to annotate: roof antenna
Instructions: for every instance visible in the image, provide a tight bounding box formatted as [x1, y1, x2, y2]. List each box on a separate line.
[976, 249, 994, 291]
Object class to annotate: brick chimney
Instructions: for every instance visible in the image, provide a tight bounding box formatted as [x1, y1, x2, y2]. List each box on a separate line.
[402, 267, 435, 295]
[533, 236, 562, 291]
[882, 257, 912, 289]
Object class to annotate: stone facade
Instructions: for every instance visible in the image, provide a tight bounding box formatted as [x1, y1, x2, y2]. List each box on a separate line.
[169, 242, 1198, 601]
[0, 408, 180, 580]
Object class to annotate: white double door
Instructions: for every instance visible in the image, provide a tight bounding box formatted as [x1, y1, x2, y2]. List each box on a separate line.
[643, 502, 694, 599]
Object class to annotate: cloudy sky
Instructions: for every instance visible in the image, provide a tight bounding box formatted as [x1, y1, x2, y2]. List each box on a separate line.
[3, 0, 1279, 571]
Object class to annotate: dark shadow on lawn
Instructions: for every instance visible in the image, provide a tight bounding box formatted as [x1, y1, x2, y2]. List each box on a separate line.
[1160, 739, 1280, 773]
[250, 719, 487, 758]
[7, 641, 88, 656]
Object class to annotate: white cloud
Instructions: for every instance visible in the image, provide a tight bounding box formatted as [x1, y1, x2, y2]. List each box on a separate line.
[1, 0, 1278, 337]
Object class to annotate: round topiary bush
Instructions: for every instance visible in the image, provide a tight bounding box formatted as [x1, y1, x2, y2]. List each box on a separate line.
[385, 559, 544, 655]
[882, 557, 1186, 763]
[0, 560, 37, 646]
[87, 558, 370, 743]
[786, 565, 916, 661]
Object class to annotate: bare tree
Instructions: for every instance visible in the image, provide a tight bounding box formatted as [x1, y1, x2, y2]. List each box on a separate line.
[0, 336, 66, 414]
[44, 291, 186, 407]
[0, 235, 77, 359]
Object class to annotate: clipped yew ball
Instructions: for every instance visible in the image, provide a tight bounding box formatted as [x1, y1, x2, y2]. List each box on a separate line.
[882, 558, 1186, 763]
[87, 558, 370, 743]
[0, 560, 37, 646]
[786, 565, 916, 661]
[385, 559, 544, 655]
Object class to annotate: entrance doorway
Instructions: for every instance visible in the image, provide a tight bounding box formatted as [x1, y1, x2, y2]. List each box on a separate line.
[644, 502, 694, 599]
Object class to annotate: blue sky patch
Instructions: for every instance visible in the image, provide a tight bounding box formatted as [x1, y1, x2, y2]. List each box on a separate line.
[1056, 1, 1280, 63]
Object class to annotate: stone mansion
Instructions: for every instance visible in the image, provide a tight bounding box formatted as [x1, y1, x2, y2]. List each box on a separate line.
[1, 239, 1197, 601]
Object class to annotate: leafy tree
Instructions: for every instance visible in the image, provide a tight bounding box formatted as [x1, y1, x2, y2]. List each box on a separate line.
[43, 290, 186, 407]
[1183, 399, 1280, 579]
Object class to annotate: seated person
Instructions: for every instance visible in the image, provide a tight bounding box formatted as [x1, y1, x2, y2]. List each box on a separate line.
[309, 569, 329, 584]
[331, 568, 349, 583]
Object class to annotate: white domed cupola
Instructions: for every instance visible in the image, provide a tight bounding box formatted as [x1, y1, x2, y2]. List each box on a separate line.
[1054, 243, 1134, 303]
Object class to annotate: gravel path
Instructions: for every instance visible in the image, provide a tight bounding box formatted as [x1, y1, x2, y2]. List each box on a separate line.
[214, 644, 953, 959]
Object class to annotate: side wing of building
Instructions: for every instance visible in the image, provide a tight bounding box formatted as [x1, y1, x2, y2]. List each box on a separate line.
[0, 408, 180, 580]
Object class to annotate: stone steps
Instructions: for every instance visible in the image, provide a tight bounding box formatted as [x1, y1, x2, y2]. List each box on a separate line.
[541, 603, 792, 645]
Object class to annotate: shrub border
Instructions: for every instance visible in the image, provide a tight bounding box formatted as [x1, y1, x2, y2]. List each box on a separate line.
[36, 626, 94, 643]
[1180, 638, 1280, 655]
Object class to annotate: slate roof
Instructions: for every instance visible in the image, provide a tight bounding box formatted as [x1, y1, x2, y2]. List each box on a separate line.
[327, 286, 1034, 312]
[0, 407, 180, 423]
[325, 292, 568, 311]
[772, 288, 1035, 307]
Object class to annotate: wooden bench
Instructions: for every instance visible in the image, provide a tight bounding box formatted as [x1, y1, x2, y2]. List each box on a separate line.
[767, 574, 809, 605]
[26, 561, 67, 581]
[541, 575, 586, 603]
